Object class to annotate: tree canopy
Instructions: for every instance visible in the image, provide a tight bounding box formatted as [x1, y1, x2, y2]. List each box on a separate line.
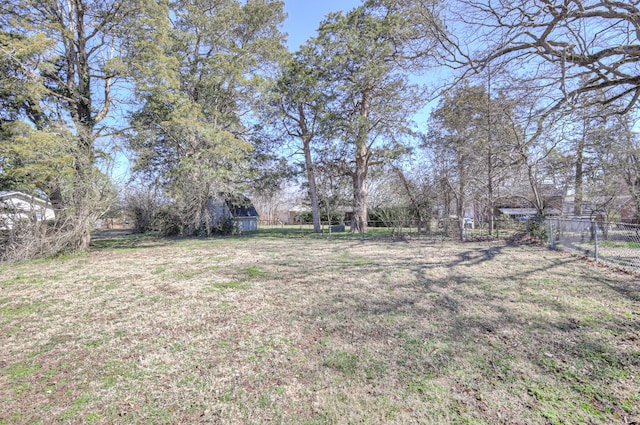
[2, 0, 640, 259]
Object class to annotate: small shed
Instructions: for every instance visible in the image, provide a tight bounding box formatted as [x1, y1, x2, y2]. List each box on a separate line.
[207, 194, 259, 232]
[225, 195, 259, 232]
[0, 191, 55, 229]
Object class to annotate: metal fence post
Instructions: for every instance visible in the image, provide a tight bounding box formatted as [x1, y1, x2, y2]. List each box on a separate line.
[594, 220, 599, 262]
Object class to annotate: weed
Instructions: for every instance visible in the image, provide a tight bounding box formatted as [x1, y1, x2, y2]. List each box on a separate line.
[0, 275, 45, 287]
[244, 265, 270, 278]
[59, 394, 92, 420]
[209, 281, 250, 290]
[323, 350, 359, 374]
[399, 332, 431, 355]
[257, 394, 271, 408]
[84, 337, 108, 348]
[4, 360, 41, 382]
[216, 301, 236, 310]
[363, 358, 388, 380]
[0, 302, 48, 318]
[315, 337, 333, 347]
[84, 412, 101, 422]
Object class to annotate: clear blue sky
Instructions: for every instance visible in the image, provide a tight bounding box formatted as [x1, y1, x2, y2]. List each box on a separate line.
[282, 0, 363, 51]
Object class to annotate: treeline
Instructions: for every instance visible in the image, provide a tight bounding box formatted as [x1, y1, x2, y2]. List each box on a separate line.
[1, 0, 639, 259]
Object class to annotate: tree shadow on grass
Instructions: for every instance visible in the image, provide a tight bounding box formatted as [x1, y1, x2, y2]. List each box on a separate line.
[90, 231, 173, 252]
[598, 276, 640, 302]
[305, 246, 639, 422]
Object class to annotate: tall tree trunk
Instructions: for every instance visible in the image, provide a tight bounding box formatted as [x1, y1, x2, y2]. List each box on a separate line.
[72, 132, 96, 250]
[303, 136, 322, 233]
[457, 159, 465, 241]
[486, 73, 494, 234]
[351, 151, 369, 233]
[297, 104, 322, 233]
[68, 0, 97, 250]
[527, 163, 544, 216]
[442, 178, 451, 235]
[574, 126, 585, 216]
[350, 90, 371, 234]
[623, 153, 640, 223]
[487, 145, 494, 234]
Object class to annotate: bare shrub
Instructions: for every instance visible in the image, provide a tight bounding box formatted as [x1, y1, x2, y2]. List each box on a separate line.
[123, 187, 240, 237]
[0, 216, 85, 262]
[123, 186, 165, 233]
[370, 206, 413, 238]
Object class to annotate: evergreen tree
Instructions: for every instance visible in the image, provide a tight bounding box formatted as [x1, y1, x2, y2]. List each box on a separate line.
[127, 0, 287, 235]
[307, 0, 441, 233]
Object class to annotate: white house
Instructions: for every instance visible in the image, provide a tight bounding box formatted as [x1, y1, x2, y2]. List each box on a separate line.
[0, 191, 55, 230]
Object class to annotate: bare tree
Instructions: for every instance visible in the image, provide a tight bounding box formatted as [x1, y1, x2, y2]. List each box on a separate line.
[452, 0, 640, 115]
[612, 114, 640, 222]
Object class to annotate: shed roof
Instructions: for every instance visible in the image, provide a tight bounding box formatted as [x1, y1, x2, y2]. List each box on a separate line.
[225, 195, 259, 218]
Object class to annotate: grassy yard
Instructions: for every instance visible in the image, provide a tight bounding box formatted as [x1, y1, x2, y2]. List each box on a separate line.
[1, 232, 639, 424]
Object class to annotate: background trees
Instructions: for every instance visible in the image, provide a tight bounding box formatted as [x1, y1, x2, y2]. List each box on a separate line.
[127, 0, 287, 235]
[1, 0, 145, 251]
[304, 0, 441, 233]
[2, 0, 640, 260]
[426, 82, 518, 238]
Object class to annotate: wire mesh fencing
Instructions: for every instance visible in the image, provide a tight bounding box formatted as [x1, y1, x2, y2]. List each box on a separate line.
[462, 217, 528, 239]
[528, 217, 640, 273]
[259, 220, 432, 234]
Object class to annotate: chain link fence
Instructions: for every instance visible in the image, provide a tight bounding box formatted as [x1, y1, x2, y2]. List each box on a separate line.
[528, 217, 640, 273]
[259, 217, 525, 239]
[461, 216, 528, 239]
[258, 219, 435, 236]
[258, 216, 640, 272]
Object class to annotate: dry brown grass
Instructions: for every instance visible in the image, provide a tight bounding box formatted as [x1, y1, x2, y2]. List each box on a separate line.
[1, 233, 639, 424]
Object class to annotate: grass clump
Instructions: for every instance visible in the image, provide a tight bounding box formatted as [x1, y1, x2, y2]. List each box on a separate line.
[209, 280, 250, 290]
[244, 265, 270, 278]
[324, 351, 360, 375]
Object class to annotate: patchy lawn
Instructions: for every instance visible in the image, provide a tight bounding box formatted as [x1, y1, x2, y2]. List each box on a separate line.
[1, 233, 639, 424]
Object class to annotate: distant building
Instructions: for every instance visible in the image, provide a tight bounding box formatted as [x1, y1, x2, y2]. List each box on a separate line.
[0, 191, 55, 230]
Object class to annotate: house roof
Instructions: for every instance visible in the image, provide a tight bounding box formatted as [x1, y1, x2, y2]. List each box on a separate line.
[498, 208, 537, 216]
[498, 207, 562, 216]
[0, 191, 52, 208]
